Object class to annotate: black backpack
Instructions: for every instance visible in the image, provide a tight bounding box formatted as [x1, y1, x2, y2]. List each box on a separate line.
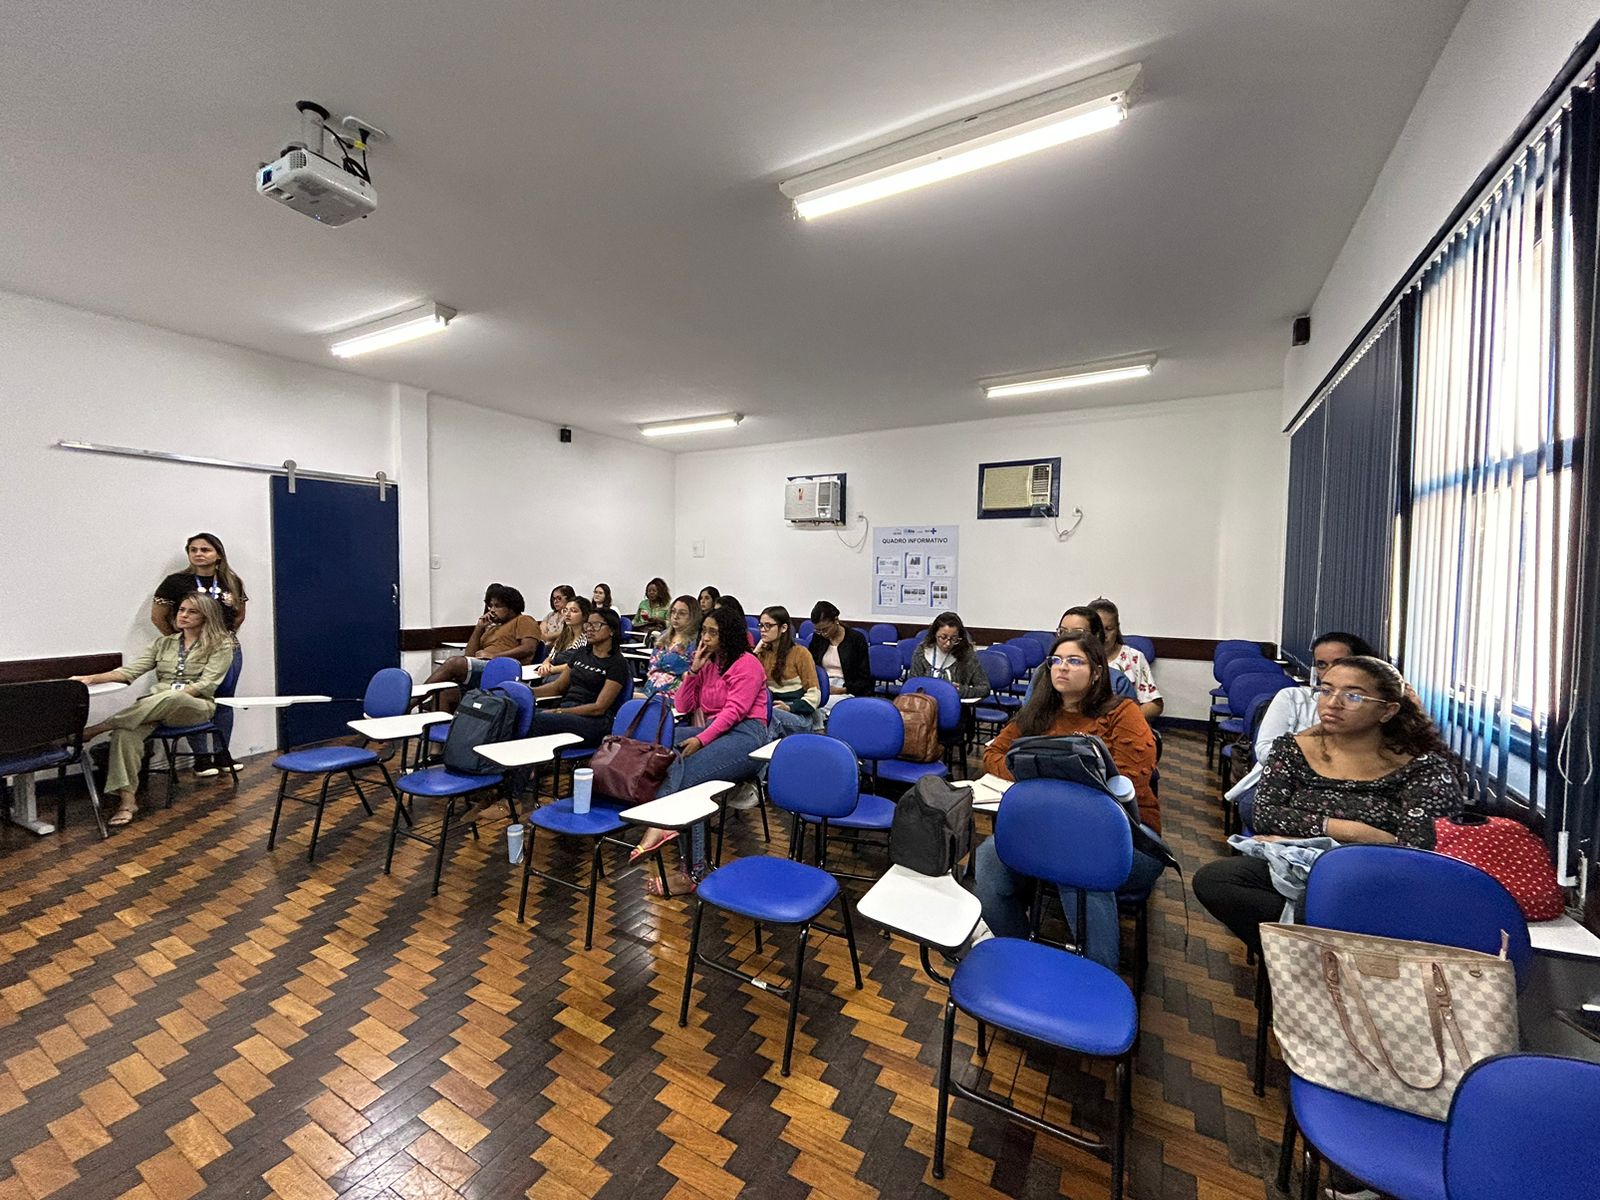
[442, 688, 520, 775]
[1004, 734, 1179, 871]
[889, 775, 974, 876]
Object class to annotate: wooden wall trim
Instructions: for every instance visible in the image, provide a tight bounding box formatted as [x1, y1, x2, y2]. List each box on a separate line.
[398, 625, 1275, 662]
[0, 653, 123, 684]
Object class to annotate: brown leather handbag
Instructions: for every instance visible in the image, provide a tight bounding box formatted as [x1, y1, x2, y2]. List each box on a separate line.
[588, 697, 677, 805]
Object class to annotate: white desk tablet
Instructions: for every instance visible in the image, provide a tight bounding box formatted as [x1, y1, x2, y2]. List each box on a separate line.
[411, 681, 459, 698]
[952, 774, 1011, 810]
[857, 864, 982, 952]
[748, 740, 780, 762]
[217, 694, 331, 709]
[85, 681, 129, 696]
[348, 712, 451, 740]
[475, 732, 584, 769]
[618, 780, 734, 830]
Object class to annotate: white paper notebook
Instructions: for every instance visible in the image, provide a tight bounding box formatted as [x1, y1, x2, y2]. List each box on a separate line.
[954, 774, 1012, 810]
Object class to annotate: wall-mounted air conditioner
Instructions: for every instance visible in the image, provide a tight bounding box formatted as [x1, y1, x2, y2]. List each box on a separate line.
[977, 457, 1060, 519]
[785, 474, 846, 525]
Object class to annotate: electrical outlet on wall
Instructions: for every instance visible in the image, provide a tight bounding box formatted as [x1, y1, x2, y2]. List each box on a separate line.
[691, 540, 706, 558]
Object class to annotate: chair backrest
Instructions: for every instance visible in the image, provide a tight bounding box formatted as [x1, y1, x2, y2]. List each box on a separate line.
[1443, 1054, 1600, 1199]
[1123, 635, 1156, 664]
[363, 668, 413, 719]
[769, 734, 859, 819]
[1225, 671, 1294, 713]
[868, 643, 903, 683]
[798, 619, 815, 643]
[612, 696, 675, 745]
[1008, 637, 1045, 670]
[867, 623, 899, 646]
[827, 696, 903, 761]
[899, 676, 961, 732]
[1304, 845, 1534, 991]
[996, 778, 1134, 895]
[977, 648, 1013, 693]
[816, 667, 830, 708]
[1213, 643, 1266, 680]
[1222, 656, 1286, 691]
[746, 615, 760, 635]
[997, 641, 1029, 682]
[897, 636, 920, 672]
[480, 657, 522, 689]
[0, 680, 89, 758]
[619, 614, 633, 633]
[1215, 638, 1263, 660]
[216, 649, 244, 700]
[490, 681, 536, 739]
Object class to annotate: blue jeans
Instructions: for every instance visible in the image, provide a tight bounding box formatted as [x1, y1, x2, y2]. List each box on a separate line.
[768, 706, 815, 737]
[973, 838, 1166, 970]
[663, 718, 769, 873]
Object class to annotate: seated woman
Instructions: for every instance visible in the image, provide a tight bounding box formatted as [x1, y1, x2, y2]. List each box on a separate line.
[531, 596, 594, 678]
[529, 608, 631, 747]
[1088, 597, 1162, 721]
[633, 577, 671, 640]
[1194, 656, 1463, 956]
[538, 585, 577, 645]
[807, 600, 872, 703]
[635, 605, 770, 891]
[71, 594, 236, 827]
[425, 584, 541, 709]
[591, 583, 619, 620]
[755, 606, 821, 735]
[975, 631, 1163, 970]
[697, 586, 721, 617]
[908, 611, 988, 698]
[644, 595, 700, 700]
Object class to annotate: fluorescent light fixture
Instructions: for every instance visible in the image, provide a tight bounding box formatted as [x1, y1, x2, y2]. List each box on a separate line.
[779, 63, 1141, 220]
[329, 302, 456, 357]
[983, 354, 1157, 399]
[638, 412, 745, 438]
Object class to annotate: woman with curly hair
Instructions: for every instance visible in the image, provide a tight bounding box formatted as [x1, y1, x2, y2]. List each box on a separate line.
[1194, 655, 1465, 955]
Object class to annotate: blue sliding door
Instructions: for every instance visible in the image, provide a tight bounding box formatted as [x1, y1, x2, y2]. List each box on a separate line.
[270, 477, 400, 747]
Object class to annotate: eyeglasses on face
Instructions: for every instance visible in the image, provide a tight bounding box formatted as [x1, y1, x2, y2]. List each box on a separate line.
[1312, 685, 1386, 707]
[582, 620, 609, 631]
[758, 621, 781, 631]
[1047, 655, 1089, 669]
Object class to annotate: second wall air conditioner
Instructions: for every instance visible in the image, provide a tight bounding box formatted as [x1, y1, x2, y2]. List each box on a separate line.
[785, 475, 846, 525]
[979, 460, 1055, 515]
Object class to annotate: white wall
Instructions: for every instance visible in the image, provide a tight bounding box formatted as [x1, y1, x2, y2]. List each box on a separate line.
[426, 395, 676, 626]
[672, 390, 1287, 719]
[1284, 0, 1596, 419]
[0, 289, 400, 754]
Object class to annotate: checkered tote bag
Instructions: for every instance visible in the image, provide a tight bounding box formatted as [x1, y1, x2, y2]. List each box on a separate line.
[1259, 923, 1519, 1119]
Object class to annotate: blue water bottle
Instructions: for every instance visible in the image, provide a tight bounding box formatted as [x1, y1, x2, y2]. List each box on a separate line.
[573, 767, 594, 815]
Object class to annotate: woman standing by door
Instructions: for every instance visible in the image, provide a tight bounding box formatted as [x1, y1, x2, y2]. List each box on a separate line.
[151, 532, 248, 776]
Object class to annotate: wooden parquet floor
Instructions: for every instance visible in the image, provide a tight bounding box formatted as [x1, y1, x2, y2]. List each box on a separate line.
[0, 732, 1287, 1200]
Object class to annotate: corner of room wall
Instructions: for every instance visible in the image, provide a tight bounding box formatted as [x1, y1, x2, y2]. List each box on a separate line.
[1283, 0, 1597, 423]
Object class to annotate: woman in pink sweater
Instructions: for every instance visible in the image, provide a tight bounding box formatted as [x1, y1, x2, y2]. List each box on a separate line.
[636, 606, 771, 889]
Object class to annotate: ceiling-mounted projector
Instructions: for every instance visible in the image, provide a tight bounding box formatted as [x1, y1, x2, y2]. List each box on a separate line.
[256, 100, 380, 227]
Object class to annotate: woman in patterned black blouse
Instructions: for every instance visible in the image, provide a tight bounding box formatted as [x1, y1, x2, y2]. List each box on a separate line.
[1194, 656, 1463, 954]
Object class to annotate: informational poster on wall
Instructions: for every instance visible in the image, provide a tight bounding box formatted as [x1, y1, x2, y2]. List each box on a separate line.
[871, 525, 959, 619]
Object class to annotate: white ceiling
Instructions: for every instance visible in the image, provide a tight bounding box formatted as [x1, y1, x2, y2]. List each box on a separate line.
[0, 1, 1466, 447]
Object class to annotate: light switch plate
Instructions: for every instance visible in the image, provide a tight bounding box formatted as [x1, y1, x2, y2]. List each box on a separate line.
[691, 540, 706, 558]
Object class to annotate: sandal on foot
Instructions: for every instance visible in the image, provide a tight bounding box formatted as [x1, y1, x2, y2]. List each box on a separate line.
[108, 806, 138, 827]
[628, 830, 677, 864]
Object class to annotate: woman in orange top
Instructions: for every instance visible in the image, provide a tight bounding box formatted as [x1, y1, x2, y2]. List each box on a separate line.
[975, 631, 1164, 968]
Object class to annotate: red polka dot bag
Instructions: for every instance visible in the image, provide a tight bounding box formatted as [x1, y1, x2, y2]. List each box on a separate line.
[1433, 814, 1566, 921]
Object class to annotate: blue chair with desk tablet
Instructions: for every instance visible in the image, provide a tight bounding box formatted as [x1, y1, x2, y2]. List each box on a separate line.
[268, 667, 409, 863]
[145, 651, 243, 806]
[934, 778, 1138, 1197]
[679, 734, 862, 1076]
[0, 680, 108, 839]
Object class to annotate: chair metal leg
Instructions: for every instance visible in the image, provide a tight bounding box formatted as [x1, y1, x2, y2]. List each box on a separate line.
[1277, 1105, 1298, 1193]
[1133, 904, 1149, 995]
[268, 772, 291, 850]
[375, 761, 408, 827]
[164, 738, 178, 808]
[838, 891, 863, 989]
[517, 826, 538, 922]
[432, 800, 454, 896]
[55, 765, 67, 830]
[1110, 1055, 1132, 1200]
[79, 759, 108, 840]
[753, 923, 763, 955]
[384, 789, 404, 874]
[1254, 964, 1272, 1096]
[583, 839, 604, 950]
[307, 773, 335, 863]
[932, 997, 957, 1179]
[348, 772, 375, 816]
[679, 900, 705, 1027]
[1299, 1145, 1320, 1200]
[782, 923, 811, 1077]
[654, 847, 671, 898]
[756, 779, 771, 843]
[976, 1019, 989, 1057]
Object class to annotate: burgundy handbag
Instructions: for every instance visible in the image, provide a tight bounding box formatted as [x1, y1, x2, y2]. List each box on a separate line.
[588, 699, 676, 806]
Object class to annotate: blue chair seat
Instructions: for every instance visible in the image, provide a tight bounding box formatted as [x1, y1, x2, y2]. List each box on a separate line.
[396, 766, 502, 797]
[154, 721, 214, 738]
[427, 722, 451, 743]
[1290, 1076, 1446, 1200]
[973, 705, 1014, 725]
[876, 759, 949, 785]
[1217, 717, 1245, 736]
[274, 746, 379, 773]
[0, 747, 74, 776]
[695, 856, 838, 924]
[528, 799, 625, 838]
[832, 793, 896, 831]
[951, 938, 1137, 1058]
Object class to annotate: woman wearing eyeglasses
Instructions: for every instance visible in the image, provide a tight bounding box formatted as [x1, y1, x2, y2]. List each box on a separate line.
[973, 631, 1162, 969]
[529, 607, 631, 747]
[908, 611, 988, 699]
[755, 606, 821, 735]
[1194, 656, 1464, 956]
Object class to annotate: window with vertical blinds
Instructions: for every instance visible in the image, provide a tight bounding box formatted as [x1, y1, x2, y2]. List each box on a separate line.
[1403, 106, 1580, 815]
